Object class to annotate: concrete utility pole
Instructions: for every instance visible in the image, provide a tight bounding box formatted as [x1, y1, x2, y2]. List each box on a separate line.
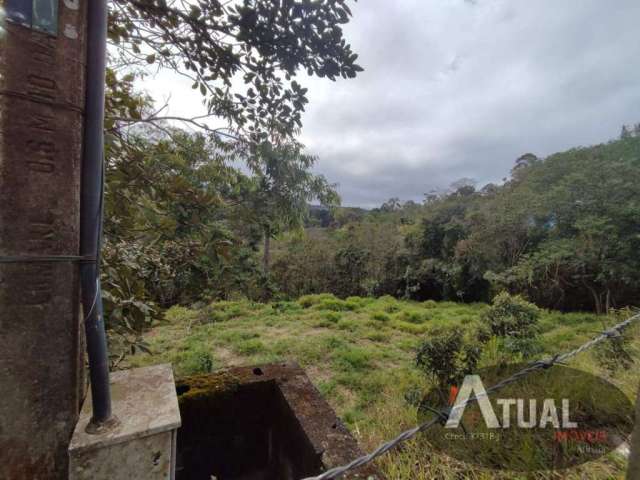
[0, 1, 87, 478]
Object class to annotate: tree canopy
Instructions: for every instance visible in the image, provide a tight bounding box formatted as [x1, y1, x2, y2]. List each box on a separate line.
[272, 130, 640, 314]
[102, 0, 361, 359]
[108, 0, 362, 142]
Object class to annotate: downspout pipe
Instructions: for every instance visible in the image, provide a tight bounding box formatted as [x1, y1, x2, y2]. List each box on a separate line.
[80, 0, 113, 429]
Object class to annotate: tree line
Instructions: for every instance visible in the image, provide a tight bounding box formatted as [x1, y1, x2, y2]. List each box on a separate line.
[272, 128, 640, 314]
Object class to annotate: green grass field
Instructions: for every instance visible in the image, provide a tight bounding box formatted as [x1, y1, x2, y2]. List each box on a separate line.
[126, 294, 640, 479]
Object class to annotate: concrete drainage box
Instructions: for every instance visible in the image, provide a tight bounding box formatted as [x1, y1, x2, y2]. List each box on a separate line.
[68, 364, 181, 480]
[175, 362, 384, 480]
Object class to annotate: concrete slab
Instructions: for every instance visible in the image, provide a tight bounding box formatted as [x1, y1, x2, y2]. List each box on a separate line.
[68, 364, 181, 480]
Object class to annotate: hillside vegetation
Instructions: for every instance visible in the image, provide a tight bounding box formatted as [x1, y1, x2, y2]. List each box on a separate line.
[272, 133, 640, 314]
[102, 112, 640, 358]
[127, 295, 640, 479]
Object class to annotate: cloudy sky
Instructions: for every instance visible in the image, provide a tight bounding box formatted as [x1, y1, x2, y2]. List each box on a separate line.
[147, 0, 640, 207]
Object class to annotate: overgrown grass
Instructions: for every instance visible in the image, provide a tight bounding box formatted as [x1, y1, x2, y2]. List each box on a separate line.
[126, 295, 640, 479]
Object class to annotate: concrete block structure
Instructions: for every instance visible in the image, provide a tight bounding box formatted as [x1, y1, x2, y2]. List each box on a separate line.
[175, 362, 384, 480]
[68, 364, 181, 480]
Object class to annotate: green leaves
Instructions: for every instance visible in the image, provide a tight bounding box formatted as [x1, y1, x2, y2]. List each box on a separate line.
[416, 328, 482, 389]
[481, 292, 540, 339]
[108, 0, 363, 142]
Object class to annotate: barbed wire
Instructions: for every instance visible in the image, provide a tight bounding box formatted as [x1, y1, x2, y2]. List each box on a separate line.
[301, 311, 640, 480]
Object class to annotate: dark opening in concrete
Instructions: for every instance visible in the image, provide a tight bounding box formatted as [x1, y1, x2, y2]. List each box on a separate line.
[175, 362, 384, 480]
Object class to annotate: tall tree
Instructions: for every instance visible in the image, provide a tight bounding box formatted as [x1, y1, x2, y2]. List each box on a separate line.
[246, 141, 339, 274]
[100, 0, 361, 353]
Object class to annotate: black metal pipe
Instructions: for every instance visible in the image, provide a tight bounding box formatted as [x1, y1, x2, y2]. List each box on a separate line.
[80, 0, 112, 427]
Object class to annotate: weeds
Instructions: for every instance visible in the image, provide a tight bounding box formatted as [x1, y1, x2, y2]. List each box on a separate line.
[125, 296, 638, 480]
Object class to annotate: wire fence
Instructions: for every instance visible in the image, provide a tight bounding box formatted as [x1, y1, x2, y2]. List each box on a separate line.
[301, 311, 640, 480]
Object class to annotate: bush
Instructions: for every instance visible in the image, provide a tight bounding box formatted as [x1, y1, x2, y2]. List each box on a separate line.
[392, 320, 430, 334]
[337, 319, 359, 331]
[324, 312, 342, 323]
[482, 292, 540, 339]
[333, 346, 371, 372]
[235, 338, 266, 355]
[314, 298, 358, 311]
[397, 310, 426, 324]
[298, 293, 338, 308]
[416, 329, 481, 388]
[180, 346, 214, 374]
[502, 336, 544, 359]
[366, 330, 390, 342]
[423, 299, 438, 309]
[379, 296, 401, 313]
[193, 301, 250, 324]
[345, 296, 372, 308]
[271, 301, 302, 313]
[164, 306, 198, 324]
[371, 311, 390, 322]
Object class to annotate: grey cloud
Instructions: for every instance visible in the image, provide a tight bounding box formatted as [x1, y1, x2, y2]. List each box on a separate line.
[298, 0, 640, 206]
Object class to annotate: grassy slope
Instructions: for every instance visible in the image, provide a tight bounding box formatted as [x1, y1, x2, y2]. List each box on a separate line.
[127, 295, 640, 479]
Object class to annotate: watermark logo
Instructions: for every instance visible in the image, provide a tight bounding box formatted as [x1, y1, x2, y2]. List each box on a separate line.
[445, 375, 578, 430]
[416, 364, 634, 471]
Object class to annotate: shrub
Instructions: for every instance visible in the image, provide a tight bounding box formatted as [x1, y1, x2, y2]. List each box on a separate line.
[333, 245, 370, 297]
[323, 312, 342, 323]
[314, 298, 357, 312]
[502, 336, 544, 359]
[474, 324, 493, 344]
[164, 306, 199, 324]
[322, 336, 346, 351]
[366, 331, 390, 342]
[235, 338, 266, 355]
[333, 346, 371, 372]
[345, 296, 372, 309]
[392, 320, 430, 334]
[384, 303, 400, 313]
[313, 312, 342, 328]
[416, 329, 481, 388]
[378, 295, 401, 313]
[404, 386, 423, 407]
[371, 311, 390, 322]
[397, 310, 426, 324]
[482, 292, 540, 339]
[195, 301, 250, 324]
[271, 301, 302, 313]
[337, 319, 359, 331]
[298, 293, 338, 308]
[180, 346, 214, 374]
[423, 299, 438, 309]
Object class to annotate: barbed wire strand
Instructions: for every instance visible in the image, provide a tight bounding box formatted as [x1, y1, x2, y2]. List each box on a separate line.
[301, 311, 640, 480]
